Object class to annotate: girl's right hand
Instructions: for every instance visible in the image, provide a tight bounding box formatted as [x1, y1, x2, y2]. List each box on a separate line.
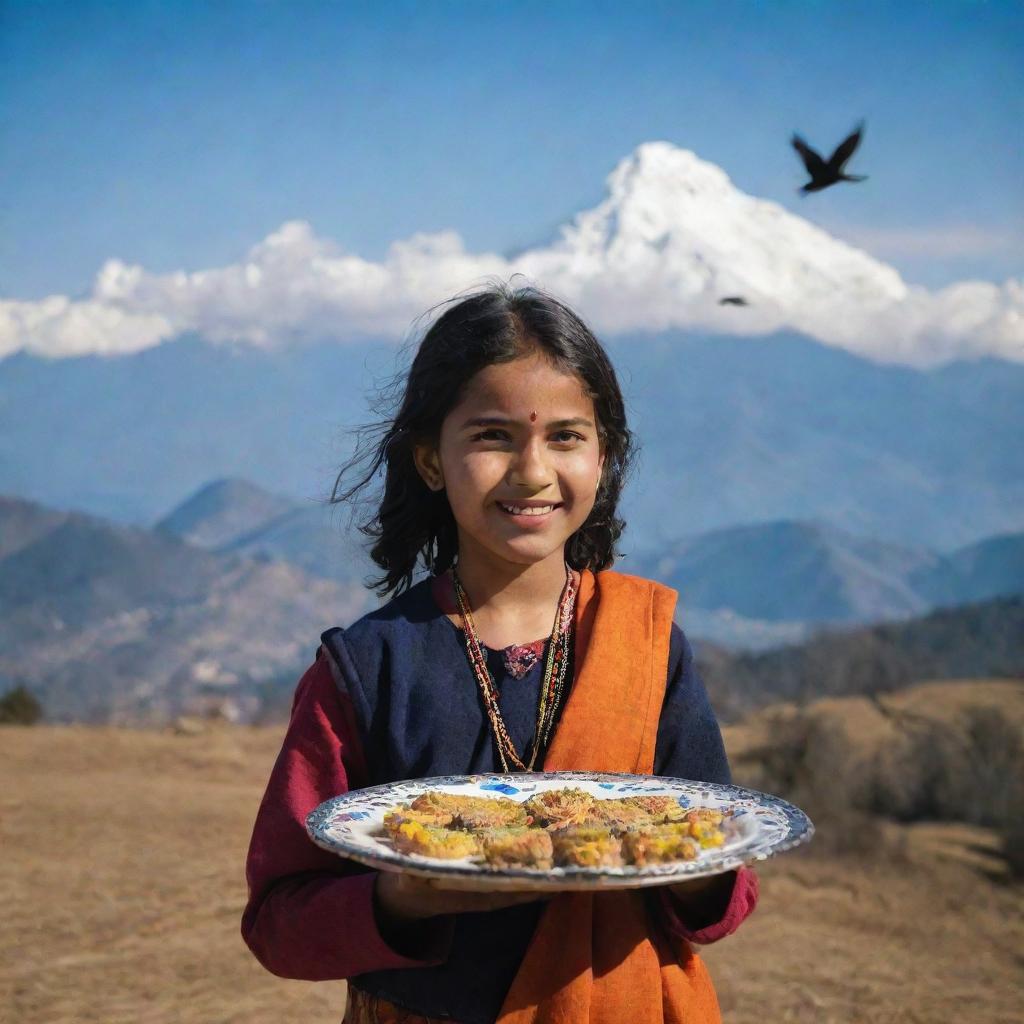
[374, 870, 549, 924]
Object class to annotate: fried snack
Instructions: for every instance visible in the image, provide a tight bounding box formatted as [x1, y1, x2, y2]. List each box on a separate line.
[685, 807, 725, 827]
[455, 798, 531, 831]
[481, 828, 554, 870]
[524, 787, 596, 830]
[383, 802, 454, 834]
[688, 821, 726, 848]
[550, 825, 623, 868]
[625, 795, 689, 824]
[621, 823, 699, 866]
[389, 818, 481, 859]
[407, 791, 530, 826]
[409, 791, 490, 817]
[588, 798, 661, 832]
[685, 807, 727, 848]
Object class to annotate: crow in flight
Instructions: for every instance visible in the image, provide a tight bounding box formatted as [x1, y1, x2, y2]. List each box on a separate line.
[718, 296, 749, 306]
[791, 122, 868, 193]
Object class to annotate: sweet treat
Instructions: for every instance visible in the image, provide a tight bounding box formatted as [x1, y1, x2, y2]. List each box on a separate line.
[388, 818, 481, 859]
[550, 825, 623, 868]
[383, 802, 454, 833]
[481, 827, 554, 870]
[588, 797, 661, 831]
[621, 824, 699, 866]
[623, 794, 689, 824]
[523, 787, 596, 830]
[454, 798, 531, 830]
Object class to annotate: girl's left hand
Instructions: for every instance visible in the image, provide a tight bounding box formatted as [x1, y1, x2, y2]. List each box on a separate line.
[666, 873, 729, 898]
[664, 871, 735, 930]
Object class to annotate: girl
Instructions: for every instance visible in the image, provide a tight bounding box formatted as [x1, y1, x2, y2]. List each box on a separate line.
[241, 281, 759, 1024]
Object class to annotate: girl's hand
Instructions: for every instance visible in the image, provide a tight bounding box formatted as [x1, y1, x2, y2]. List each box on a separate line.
[375, 870, 549, 925]
[667, 874, 727, 899]
[664, 871, 735, 930]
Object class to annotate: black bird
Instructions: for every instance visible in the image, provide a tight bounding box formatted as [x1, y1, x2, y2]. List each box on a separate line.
[718, 296, 749, 306]
[791, 122, 868, 193]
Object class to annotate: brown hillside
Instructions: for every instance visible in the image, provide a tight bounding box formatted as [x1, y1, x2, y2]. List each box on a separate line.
[2, 716, 1022, 1023]
[725, 679, 1024, 831]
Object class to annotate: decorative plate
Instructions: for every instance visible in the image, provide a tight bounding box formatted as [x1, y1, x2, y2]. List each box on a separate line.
[306, 771, 813, 891]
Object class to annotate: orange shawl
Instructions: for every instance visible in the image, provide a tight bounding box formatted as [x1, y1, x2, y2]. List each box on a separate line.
[497, 569, 722, 1024]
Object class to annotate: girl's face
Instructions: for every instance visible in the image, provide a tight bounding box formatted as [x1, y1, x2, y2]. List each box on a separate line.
[415, 351, 605, 571]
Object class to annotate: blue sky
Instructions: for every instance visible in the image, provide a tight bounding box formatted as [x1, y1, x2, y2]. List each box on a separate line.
[1, 0, 1021, 300]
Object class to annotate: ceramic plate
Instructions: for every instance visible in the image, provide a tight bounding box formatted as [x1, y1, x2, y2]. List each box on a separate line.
[306, 771, 813, 891]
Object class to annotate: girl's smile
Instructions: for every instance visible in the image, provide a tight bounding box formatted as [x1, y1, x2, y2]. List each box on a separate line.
[496, 499, 562, 522]
[494, 500, 562, 530]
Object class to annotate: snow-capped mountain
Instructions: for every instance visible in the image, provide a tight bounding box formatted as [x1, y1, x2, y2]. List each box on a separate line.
[522, 142, 907, 329]
[1, 142, 1020, 366]
[518, 143, 1020, 366]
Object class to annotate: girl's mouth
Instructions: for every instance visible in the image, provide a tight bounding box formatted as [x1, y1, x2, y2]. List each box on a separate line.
[497, 501, 562, 518]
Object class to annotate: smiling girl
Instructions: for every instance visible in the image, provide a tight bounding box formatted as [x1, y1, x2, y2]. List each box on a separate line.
[241, 282, 758, 1023]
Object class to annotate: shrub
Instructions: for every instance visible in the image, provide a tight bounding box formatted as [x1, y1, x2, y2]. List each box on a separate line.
[0, 685, 43, 725]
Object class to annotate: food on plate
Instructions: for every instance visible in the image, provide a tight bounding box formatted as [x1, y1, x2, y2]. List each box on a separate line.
[550, 825, 623, 868]
[481, 827, 554, 869]
[623, 794, 690, 824]
[387, 817, 481, 859]
[454, 798, 531, 831]
[586, 797, 652, 830]
[378, 786, 731, 870]
[523, 787, 596, 830]
[383, 803, 453, 833]
[620, 823, 699, 866]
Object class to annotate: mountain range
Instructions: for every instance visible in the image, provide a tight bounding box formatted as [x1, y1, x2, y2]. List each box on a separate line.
[160, 478, 1024, 648]
[0, 495, 372, 724]
[3, 486, 1021, 723]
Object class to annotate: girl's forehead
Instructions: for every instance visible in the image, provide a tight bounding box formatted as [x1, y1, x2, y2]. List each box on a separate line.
[456, 355, 594, 413]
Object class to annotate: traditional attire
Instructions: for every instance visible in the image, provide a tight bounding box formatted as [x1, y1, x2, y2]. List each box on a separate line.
[241, 570, 758, 1023]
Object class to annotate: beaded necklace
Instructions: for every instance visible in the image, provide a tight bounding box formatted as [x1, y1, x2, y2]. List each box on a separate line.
[450, 565, 578, 773]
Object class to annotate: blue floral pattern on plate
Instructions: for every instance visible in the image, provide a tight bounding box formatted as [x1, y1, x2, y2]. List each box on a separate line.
[306, 770, 814, 892]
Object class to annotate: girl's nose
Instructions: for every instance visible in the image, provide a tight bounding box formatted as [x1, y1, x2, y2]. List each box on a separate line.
[509, 438, 553, 489]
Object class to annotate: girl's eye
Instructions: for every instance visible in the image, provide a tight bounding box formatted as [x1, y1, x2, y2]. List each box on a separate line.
[552, 430, 585, 444]
[470, 429, 510, 442]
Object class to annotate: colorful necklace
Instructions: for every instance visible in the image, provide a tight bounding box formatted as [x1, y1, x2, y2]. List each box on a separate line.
[450, 565, 578, 773]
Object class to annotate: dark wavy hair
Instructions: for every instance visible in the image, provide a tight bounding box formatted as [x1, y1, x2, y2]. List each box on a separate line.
[331, 278, 636, 597]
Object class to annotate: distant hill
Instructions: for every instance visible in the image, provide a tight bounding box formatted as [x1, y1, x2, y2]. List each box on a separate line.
[158, 481, 1024, 649]
[156, 477, 377, 588]
[697, 596, 1024, 722]
[633, 520, 1024, 647]
[0, 496, 373, 723]
[155, 477, 298, 548]
[2, 331, 1022, 550]
[0, 497, 72, 560]
[912, 531, 1024, 606]
[636, 519, 939, 625]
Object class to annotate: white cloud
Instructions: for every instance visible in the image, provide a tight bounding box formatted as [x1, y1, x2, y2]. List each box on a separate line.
[0, 294, 174, 359]
[2, 145, 1023, 367]
[835, 223, 1022, 260]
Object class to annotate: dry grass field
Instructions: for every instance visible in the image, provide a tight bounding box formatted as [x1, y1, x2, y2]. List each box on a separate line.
[2, 720, 1022, 1024]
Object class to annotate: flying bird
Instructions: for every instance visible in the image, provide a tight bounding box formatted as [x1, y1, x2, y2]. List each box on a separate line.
[718, 296, 749, 307]
[791, 122, 868, 193]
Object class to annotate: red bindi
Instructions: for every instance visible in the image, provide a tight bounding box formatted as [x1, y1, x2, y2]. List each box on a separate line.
[530, 411, 538, 422]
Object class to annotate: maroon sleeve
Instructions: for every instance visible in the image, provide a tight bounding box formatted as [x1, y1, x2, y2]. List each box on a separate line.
[240, 651, 453, 980]
[655, 865, 760, 945]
